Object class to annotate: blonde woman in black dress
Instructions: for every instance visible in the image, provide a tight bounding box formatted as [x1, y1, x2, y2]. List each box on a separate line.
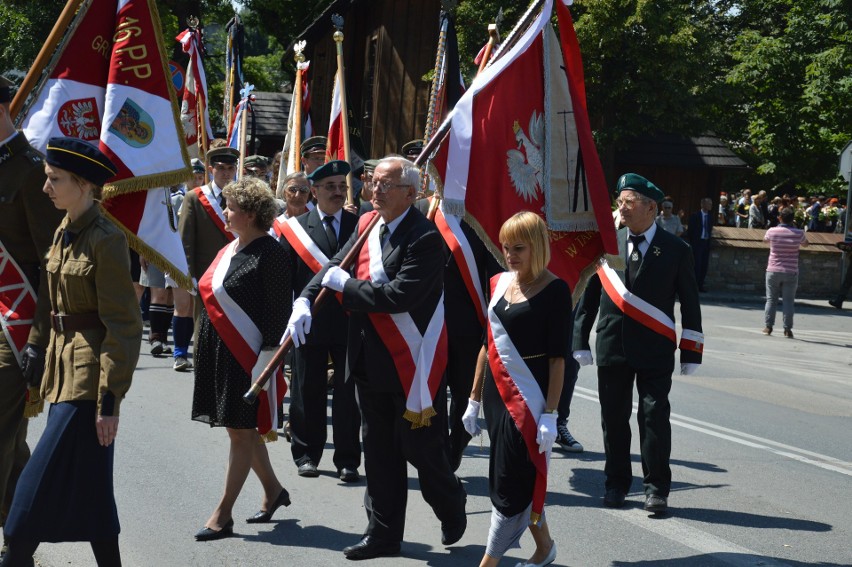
[463, 211, 570, 567]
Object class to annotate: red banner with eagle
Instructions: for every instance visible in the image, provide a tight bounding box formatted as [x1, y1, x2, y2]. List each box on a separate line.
[20, 0, 192, 289]
[430, 0, 618, 302]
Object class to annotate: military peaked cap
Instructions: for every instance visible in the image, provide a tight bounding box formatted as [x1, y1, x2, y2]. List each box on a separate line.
[300, 136, 327, 155]
[207, 146, 239, 165]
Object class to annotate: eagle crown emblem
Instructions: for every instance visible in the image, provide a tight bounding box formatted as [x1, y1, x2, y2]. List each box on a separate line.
[506, 111, 544, 203]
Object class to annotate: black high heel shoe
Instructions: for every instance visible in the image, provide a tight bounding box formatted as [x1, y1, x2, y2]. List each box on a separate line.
[245, 488, 291, 523]
[195, 518, 234, 541]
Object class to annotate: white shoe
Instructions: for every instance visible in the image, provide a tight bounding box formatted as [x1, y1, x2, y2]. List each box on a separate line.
[515, 541, 556, 567]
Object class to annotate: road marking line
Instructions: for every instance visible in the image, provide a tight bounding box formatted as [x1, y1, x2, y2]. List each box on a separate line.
[606, 507, 794, 567]
[574, 386, 852, 478]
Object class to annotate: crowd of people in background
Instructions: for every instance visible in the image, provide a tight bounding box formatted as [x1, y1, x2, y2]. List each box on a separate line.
[715, 190, 847, 233]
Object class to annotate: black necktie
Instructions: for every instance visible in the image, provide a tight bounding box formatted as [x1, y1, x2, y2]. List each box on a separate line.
[379, 223, 389, 248]
[628, 234, 645, 288]
[323, 215, 337, 251]
[218, 192, 226, 210]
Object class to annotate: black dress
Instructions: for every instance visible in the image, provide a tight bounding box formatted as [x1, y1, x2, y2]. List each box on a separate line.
[192, 235, 291, 429]
[483, 278, 572, 517]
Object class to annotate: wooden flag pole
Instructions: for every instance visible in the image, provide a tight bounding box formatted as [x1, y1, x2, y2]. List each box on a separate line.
[292, 50, 305, 173]
[332, 14, 354, 204]
[477, 23, 501, 75]
[10, 0, 87, 121]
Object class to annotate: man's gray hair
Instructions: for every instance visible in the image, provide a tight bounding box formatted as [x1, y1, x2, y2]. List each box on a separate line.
[378, 155, 420, 188]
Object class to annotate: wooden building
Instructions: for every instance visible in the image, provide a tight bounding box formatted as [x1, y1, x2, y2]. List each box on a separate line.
[294, 0, 442, 159]
[615, 133, 749, 216]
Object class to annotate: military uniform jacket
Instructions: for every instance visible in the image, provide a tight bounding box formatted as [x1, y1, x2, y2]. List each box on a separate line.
[42, 205, 142, 416]
[0, 132, 64, 349]
[178, 183, 232, 281]
[279, 207, 357, 345]
[573, 226, 703, 371]
[302, 206, 446, 392]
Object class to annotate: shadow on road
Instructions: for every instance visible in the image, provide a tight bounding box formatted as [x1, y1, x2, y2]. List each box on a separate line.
[612, 552, 846, 566]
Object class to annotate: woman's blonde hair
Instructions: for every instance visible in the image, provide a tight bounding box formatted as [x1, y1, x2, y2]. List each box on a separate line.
[222, 177, 278, 231]
[498, 211, 550, 279]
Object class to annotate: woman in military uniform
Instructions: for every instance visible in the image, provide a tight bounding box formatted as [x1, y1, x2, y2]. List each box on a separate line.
[1, 138, 141, 567]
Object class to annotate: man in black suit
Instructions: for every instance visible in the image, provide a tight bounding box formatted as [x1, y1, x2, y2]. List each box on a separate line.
[278, 160, 360, 481]
[573, 173, 703, 514]
[289, 156, 467, 560]
[686, 197, 714, 292]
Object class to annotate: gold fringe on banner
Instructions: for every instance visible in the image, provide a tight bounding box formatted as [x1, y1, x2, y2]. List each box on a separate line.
[403, 406, 438, 429]
[101, 207, 194, 291]
[103, 168, 193, 198]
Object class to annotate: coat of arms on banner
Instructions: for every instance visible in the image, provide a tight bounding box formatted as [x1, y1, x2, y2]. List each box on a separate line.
[57, 98, 101, 140]
[108, 99, 154, 148]
[507, 111, 544, 203]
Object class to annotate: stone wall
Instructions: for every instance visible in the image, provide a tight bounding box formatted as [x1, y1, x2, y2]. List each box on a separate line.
[703, 228, 846, 298]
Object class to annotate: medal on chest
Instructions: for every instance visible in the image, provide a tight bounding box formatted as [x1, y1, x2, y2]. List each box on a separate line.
[631, 251, 639, 262]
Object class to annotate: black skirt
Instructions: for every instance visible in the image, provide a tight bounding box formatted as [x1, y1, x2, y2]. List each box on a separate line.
[4, 401, 120, 542]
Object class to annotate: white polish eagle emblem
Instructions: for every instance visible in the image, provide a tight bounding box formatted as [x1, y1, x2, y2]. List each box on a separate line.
[507, 111, 544, 202]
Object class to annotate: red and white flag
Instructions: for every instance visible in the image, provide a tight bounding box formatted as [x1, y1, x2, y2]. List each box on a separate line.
[283, 60, 311, 176]
[21, 0, 192, 288]
[325, 74, 344, 162]
[431, 0, 618, 301]
[177, 27, 213, 159]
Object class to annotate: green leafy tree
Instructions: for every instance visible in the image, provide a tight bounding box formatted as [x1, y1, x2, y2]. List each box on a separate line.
[724, 0, 852, 193]
[0, 0, 65, 78]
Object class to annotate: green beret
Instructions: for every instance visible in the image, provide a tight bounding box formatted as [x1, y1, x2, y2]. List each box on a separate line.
[617, 173, 664, 203]
[206, 146, 239, 165]
[244, 155, 269, 168]
[308, 160, 350, 183]
[300, 136, 327, 155]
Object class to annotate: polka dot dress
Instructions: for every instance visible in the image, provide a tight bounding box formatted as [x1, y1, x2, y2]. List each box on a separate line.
[192, 235, 292, 429]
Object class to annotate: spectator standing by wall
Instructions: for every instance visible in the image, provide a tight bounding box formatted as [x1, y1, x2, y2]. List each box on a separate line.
[763, 207, 808, 338]
[657, 200, 684, 237]
[749, 193, 766, 228]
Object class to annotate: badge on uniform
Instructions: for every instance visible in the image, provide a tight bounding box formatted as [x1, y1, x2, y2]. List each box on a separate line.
[631, 252, 639, 261]
[653, 246, 661, 256]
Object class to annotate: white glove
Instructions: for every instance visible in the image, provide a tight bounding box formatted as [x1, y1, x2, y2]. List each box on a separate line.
[573, 350, 594, 367]
[536, 412, 558, 453]
[680, 363, 700, 376]
[287, 297, 312, 347]
[251, 348, 277, 391]
[321, 266, 350, 292]
[461, 399, 481, 437]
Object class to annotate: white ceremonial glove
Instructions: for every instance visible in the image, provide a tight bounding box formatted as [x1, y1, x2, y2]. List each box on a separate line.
[536, 412, 558, 453]
[573, 350, 594, 367]
[287, 297, 312, 347]
[461, 399, 481, 437]
[680, 363, 700, 376]
[251, 348, 277, 391]
[321, 266, 350, 292]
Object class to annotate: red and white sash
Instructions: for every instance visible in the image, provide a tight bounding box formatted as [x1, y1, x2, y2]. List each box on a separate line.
[198, 240, 285, 437]
[355, 212, 448, 427]
[434, 203, 487, 326]
[195, 185, 234, 241]
[279, 216, 342, 304]
[0, 239, 37, 366]
[270, 213, 287, 238]
[596, 259, 704, 354]
[486, 271, 549, 523]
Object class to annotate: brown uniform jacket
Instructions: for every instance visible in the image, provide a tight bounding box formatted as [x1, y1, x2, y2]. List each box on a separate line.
[0, 132, 64, 349]
[178, 183, 232, 280]
[42, 205, 142, 416]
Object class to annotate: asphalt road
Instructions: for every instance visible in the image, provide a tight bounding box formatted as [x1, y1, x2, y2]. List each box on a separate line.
[8, 297, 851, 566]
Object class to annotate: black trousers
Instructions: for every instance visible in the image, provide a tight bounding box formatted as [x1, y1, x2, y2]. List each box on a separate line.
[597, 364, 672, 497]
[446, 333, 480, 471]
[289, 342, 360, 470]
[691, 238, 710, 287]
[355, 378, 465, 543]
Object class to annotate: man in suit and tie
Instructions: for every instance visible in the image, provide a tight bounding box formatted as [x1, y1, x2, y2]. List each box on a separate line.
[288, 156, 467, 560]
[278, 160, 361, 481]
[178, 147, 239, 334]
[686, 197, 715, 292]
[573, 173, 703, 515]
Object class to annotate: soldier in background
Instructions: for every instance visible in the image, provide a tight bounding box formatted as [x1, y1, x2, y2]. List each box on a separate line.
[300, 136, 327, 176]
[0, 76, 65, 557]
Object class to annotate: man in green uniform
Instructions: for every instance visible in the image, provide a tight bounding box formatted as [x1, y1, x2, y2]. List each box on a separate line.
[0, 76, 64, 552]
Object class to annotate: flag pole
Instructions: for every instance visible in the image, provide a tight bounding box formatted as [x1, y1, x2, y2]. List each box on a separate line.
[477, 23, 501, 75]
[10, 0, 87, 122]
[332, 14, 354, 204]
[292, 49, 305, 173]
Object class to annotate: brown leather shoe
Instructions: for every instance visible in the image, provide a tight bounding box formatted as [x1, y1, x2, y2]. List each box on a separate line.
[784, 328, 793, 338]
[762, 327, 772, 335]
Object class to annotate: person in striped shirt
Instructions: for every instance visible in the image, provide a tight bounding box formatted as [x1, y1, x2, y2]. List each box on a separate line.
[763, 207, 808, 338]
